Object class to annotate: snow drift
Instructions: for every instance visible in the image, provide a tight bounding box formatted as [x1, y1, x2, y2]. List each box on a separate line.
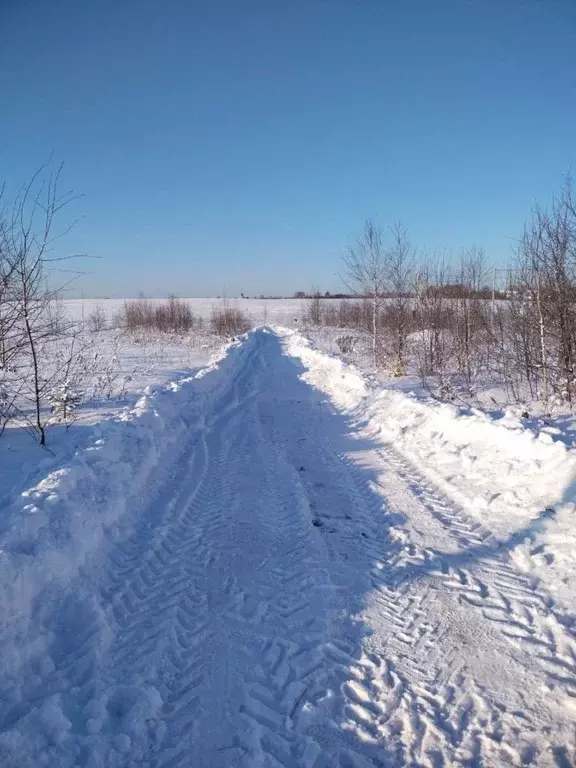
[281, 328, 576, 614]
[0, 334, 253, 679]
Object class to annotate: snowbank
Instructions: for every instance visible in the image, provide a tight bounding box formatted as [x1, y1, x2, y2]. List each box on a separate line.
[0, 334, 252, 678]
[281, 328, 576, 613]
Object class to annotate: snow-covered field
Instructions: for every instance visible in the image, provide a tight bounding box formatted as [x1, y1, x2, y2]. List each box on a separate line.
[64, 297, 308, 326]
[1, 313, 576, 766]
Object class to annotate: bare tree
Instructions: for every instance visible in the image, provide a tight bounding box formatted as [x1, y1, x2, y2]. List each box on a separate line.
[414, 254, 455, 396]
[517, 177, 576, 405]
[336, 175, 576, 413]
[385, 221, 415, 375]
[342, 219, 387, 369]
[452, 247, 489, 397]
[0, 164, 84, 445]
[304, 288, 322, 326]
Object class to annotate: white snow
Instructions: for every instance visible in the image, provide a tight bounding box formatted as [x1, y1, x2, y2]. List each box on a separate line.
[63, 296, 310, 326]
[286, 328, 576, 616]
[1, 325, 575, 766]
[0, 334, 242, 679]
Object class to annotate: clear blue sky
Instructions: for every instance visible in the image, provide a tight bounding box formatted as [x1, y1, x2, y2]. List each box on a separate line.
[1, 0, 575, 297]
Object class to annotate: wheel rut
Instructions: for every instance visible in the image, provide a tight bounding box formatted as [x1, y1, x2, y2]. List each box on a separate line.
[2, 330, 575, 768]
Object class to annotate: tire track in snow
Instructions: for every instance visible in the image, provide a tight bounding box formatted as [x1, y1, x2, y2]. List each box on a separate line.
[378, 444, 576, 671]
[229, 373, 332, 766]
[372, 442, 576, 763]
[255, 379, 488, 765]
[144, 334, 332, 766]
[0, 412, 219, 757]
[288, 442, 508, 765]
[0, 343, 264, 766]
[3, 330, 576, 767]
[94, 391, 254, 765]
[264, 358, 575, 766]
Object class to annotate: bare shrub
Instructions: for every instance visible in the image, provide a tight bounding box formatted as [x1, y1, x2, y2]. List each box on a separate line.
[412, 248, 492, 402]
[120, 297, 156, 331]
[119, 296, 197, 334]
[89, 304, 107, 332]
[451, 248, 490, 397]
[304, 291, 323, 326]
[335, 335, 357, 355]
[340, 299, 364, 329]
[91, 353, 135, 401]
[413, 255, 456, 395]
[210, 301, 251, 337]
[154, 295, 195, 333]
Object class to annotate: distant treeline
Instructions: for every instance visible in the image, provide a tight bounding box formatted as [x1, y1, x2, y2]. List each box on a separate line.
[291, 287, 508, 300]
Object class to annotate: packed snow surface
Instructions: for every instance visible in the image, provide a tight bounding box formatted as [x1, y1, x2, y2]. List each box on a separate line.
[1, 328, 576, 766]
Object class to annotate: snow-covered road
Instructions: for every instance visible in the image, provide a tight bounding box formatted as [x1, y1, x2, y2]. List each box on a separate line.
[1, 330, 575, 767]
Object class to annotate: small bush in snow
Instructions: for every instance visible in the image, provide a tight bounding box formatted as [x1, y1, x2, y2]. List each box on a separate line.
[154, 295, 195, 333]
[210, 304, 251, 337]
[49, 380, 83, 425]
[89, 305, 107, 332]
[336, 335, 356, 355]
[91, 353, 134, 400]
[119, 296, 198, 334]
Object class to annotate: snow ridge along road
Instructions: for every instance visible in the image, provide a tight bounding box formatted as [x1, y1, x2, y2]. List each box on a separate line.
[1, 329, 575, 766]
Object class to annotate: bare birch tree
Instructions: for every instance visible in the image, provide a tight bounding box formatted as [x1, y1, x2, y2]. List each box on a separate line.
[414, 254, 455, 395]
[453, 247, 488, 396]
[342, 219, 387, 369]
[0, 164, 84, 445]
[517, 177, 576, 405]
[385, 221, 415, 375]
